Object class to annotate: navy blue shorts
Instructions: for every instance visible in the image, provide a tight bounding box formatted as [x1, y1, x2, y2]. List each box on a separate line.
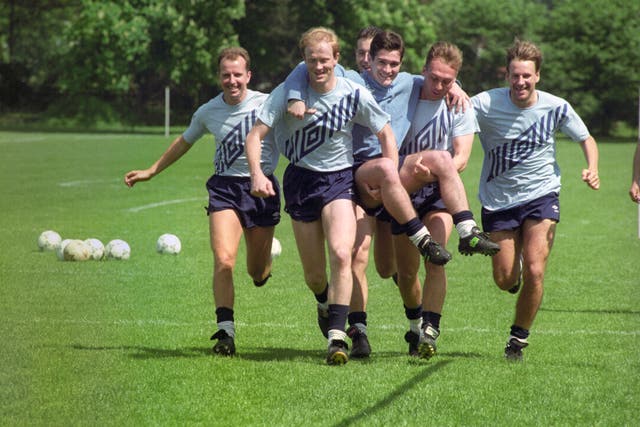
[390, 183, 446, 234]
[481, 192, 560, 232]
[413, 183, 447, 219]
[206, 174, 281, 228]
[283, 164, 355, 222]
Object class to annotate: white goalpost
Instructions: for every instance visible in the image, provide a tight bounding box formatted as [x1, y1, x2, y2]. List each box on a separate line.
[165, 86, 170, 138]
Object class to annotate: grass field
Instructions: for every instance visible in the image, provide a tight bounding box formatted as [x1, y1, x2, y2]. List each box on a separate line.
[1, 130, 638, 426]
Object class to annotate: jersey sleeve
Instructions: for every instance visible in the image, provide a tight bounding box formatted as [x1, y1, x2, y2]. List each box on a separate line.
[283, 62, 308, 102]
[452, 107, 479, 138]
[353, 88, 390, 135]
[257, 84, 286, 128]
[182, 108, 206, 144]
[559, 102, 590, 142]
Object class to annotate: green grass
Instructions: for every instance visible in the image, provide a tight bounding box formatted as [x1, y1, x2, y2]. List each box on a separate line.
[1, 131, 638, 426]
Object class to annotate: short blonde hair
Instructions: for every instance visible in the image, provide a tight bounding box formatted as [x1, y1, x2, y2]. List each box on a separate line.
[425, 41, 463, 72]
[299, 27, 340, 58]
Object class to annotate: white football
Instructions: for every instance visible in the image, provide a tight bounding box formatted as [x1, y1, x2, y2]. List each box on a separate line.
[56, 239, 72, 260]
[156, 233, 181, 255]
[84, 238, 105, 260]
[63, 239, 91, 261]
[271, 237, 282, 260]
[105, 239, 131, 260]
[38, 230, 62, 251]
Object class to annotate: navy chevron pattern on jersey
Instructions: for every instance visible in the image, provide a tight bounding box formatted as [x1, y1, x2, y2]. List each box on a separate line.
[400, 108, 453, 155]
[215, 110, 257, 174]
[284, 90, 360, 165]
[486, 103, 568, 182]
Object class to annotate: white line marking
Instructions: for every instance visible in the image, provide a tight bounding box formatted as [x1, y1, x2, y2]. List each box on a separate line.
[0, 136, 46, 144]
[58, 178, 120, 187]
[126, 197, 203, 213]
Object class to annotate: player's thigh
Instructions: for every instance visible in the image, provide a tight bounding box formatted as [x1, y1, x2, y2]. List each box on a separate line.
[419, 150, 454, 177]
[354, 158, 394, 207]
[209, 209, 243, 264]
[243, 225, 275, 268]
[398, 153, 426, 193]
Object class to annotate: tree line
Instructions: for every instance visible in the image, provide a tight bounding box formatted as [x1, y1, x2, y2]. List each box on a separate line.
[1, 0, 638, 135]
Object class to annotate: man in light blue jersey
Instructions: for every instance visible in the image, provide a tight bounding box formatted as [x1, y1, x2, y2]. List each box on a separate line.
[246, 27, 445, 365]
[472, 40, 600, 361]
[395, 41, 489, 358]
[285, 30, 497, 359]
[124, 47, 281, 357]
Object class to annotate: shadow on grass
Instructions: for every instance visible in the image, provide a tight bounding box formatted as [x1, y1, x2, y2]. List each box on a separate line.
[71, 344, 211, 359]
[70, 344, 484, 363]
[71, 344, 324, 362]
[540, 307, 640, 315]
[332, 360, 453, 427]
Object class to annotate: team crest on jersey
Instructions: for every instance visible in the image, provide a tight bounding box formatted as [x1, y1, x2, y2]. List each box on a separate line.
[486, 103, 568, 181]
[284, 90, 360, 164]
[400, 109, 453, 155]
[215, 110, 257, 173]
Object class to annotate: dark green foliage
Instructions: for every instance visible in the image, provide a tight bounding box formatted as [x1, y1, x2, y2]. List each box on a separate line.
[0, 0, 638, 134]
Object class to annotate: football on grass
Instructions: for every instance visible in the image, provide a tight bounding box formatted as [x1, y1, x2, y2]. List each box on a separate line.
[38, 230, 62, 251]
[84, 238, 105, 260]
[271, 237, 282, 259]
[105, 239, 131, 260]
[56, 239, 72, 261]
[63, 239, 91, 261]
[156, 233, 181, 255]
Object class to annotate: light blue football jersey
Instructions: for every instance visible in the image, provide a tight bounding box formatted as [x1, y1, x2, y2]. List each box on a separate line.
[284, 63, 421, 161]
[182, 89, 279, 177]
[401, 97, 477, 156]
[259, 77, 390, 172]
[351, 71, 422, 161]
[472, 88, 590, 211]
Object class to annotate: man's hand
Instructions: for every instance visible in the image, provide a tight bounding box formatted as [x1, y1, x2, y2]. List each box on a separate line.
[413, 155, 434, 183]
[250, 173, 276, 198]
[364, 184, 382, 201]
[582, 169, 600, 190]
[287, 100, 316, 120]
[124, 169, 153, 187]
[630, 181, 640, 203]
[445, 82, 470, 114]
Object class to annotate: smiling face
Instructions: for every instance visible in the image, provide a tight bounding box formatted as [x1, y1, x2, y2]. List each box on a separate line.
[507, 59, 540, 108]
[422, 58, 457, 100]
[219, 57, 251, 105]
[355, 37, 373, 72]
[370, 48, 402, 87]
[303, 40, 339, 93]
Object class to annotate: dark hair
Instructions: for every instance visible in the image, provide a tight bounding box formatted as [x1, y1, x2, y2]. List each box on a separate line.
[356, 26, 382, 42]
[369, 30, 404, 61]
